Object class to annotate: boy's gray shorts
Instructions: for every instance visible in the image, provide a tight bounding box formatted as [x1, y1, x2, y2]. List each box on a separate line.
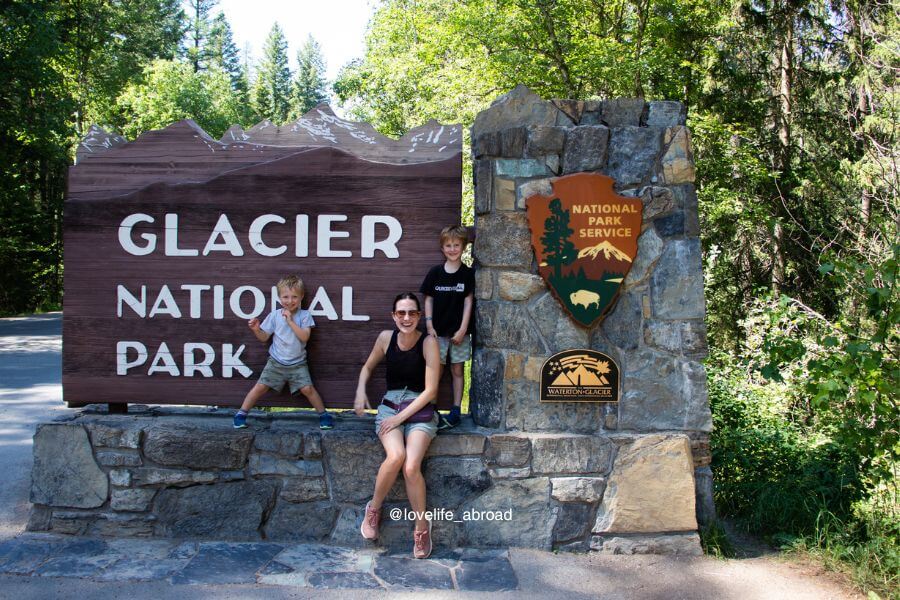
[375, 389, 439, 439]
[437, 334, 472, 365]
[258, 357, 313, 394]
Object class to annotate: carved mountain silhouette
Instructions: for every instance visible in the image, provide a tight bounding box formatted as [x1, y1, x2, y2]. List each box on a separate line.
[577, 240, 632, 262]
[551, 365, 606, 386]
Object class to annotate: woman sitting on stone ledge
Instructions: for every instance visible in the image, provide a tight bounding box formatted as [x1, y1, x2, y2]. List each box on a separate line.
[354, 292, 440, 558]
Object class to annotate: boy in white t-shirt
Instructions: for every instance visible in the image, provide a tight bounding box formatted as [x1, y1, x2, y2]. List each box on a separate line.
[233, 274, 333, 429]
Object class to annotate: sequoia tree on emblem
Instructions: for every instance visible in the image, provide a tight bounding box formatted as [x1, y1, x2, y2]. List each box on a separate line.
[525, 173, 642, 327]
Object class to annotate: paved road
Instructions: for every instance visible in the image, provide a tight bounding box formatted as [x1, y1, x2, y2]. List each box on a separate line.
[0, 313, 860, 599]
[0, 313, 66, 539]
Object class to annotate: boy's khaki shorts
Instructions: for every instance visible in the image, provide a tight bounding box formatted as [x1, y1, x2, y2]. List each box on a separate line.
[437, 334, 472, 365]
[258, 357, 313, 394]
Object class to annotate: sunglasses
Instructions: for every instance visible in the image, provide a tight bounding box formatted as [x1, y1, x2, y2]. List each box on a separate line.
[393, 310, 421, 318]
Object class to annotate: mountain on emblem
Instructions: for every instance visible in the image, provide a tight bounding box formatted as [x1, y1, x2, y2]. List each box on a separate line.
[525, 173, 642, 328]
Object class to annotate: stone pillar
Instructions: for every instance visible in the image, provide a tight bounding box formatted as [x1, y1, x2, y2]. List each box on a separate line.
[470, 86, 714, 551]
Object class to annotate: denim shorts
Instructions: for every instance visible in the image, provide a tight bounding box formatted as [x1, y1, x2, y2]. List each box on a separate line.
[258, 357, 313, 394]
[437, 334, 472, 365]
[375, 389, 439, 439]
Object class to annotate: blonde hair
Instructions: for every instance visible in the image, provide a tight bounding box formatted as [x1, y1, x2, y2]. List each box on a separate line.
[276, 274, 304, 296]
[440, 225, 469, 247]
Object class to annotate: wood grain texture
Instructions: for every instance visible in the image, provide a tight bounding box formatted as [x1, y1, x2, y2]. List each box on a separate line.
[66, 126, 463, 409]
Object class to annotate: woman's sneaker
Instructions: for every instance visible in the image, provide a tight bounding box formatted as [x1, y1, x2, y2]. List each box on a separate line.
[361, 501, 381, 540]
[319, 411, 334, 430]
[413, 520, 433, 559]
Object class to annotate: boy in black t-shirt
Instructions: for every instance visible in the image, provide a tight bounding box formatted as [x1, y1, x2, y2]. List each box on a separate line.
[420, 225, 475, 428]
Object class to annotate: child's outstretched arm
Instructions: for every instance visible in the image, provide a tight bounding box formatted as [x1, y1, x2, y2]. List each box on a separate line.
[248, 318, 271, 343]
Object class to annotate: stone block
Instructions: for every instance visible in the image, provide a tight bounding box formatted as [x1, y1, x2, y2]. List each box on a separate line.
[517, 178, 553, 210]
[154, 480, 277, 539]
[601, 99, 646, 127]
[525, 126, 566, 156]
[660, 127, 695, 184]
[646, 101, 686, 127]
[249, 454, 324, 477]
[550, 477, 607, 502]
[281, 477, 328, 502]
[95, 450, 142, 467]
[553, 502, 592, 542]
[507, 383, 604, 434]
[476, 301, 545, 354]
[593, 435, 697, 533]
[329, 507, 368, 547]
[473, 85, 564, 134]
[498, 271, 545, 301]
[495, 158, 550, 178]
[131, 467, 216, 487]
[650, 239, 705, 319]
[531, 435, 615, 474]
[524, 356, 543, 382]
[500, 126, 528, 157]
[254, 432, 302, 458]
[142, 425, 252, 470]
[110, 488, 156, 512]
[494, 177, 516, 211]
[109, 469, 131, 487]
[322, 432, 385, 502]
[591, 533, 702, 556]
[528, 292, 589, 353]
[470, 349, 503, 429]
[484, 434, 531, 467]
[303, 432, 322, 458]
[464, 478, 556, 549]
[90, 513, 157, 538]
[32, 424, 108, 509]
[600, 291, 642, 351]
[623, 228, 663, 287]
[545, 154, 561, 174]
[504, 352, 525, 379]
[553, 99, 585, 123]
[643, 320, 682, 354]
[473, 131, 501, 157]
[695, 466, 716, 526]
[473, 213, 533, 268]
[488, 466, 532, 479]
[474, 159, 492, 215]
[426, 433, 485, 456]
[85, 422, 142, 449]
[655, 211, 685, 237]
[265, 501, 338, 541]
[673, 184, 699, 236]
[562, 126, 610, 174]
[474, 267, 494, 300]
[605, 126, 661, 186]
[424, 457, 492, 509]
[633, 186, 677, 221]
[682, 320, 708, 357]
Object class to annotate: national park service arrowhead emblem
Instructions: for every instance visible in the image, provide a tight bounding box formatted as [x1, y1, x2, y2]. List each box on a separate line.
[525, 173, 642, 328]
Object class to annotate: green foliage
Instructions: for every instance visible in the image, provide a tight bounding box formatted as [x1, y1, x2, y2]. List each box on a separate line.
[115, 59, 244, 139]
[290, 35, 329, 119]
[252, 23, 292, 123]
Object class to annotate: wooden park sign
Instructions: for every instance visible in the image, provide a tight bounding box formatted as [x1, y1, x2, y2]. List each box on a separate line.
[64, 106, 462, 409]
[525, 173, 642, 328]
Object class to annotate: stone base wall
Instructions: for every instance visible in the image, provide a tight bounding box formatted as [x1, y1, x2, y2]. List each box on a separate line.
[28, 408, 701, 555]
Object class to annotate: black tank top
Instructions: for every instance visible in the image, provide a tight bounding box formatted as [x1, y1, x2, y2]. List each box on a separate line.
[385, 330, 426, 392]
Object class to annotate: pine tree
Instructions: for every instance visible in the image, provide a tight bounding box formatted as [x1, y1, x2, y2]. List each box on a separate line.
[290, 34, 329, 119]
[184, 0, 218, 72]
[252, 23, 291, 123]
[541, 199, 577, 280]
[207, 12, 242, 88]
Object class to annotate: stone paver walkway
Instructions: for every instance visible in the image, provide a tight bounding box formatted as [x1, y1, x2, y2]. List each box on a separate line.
[0, 533, 518, 591]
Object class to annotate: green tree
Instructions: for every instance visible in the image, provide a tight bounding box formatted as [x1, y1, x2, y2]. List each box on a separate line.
[207, 12, 242, 87]
[290, 34, 329, 119]
[183, 0, 218, 72]
[541, 199, 577, 280]
[115, 59, 242, 139]
[252, 23, 292, 123]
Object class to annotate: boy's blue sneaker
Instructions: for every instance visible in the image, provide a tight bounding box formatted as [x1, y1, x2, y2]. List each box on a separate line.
[319, 411, 334, 430]
[233, 411, 247, 429]
[438, 406, 461, 430]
